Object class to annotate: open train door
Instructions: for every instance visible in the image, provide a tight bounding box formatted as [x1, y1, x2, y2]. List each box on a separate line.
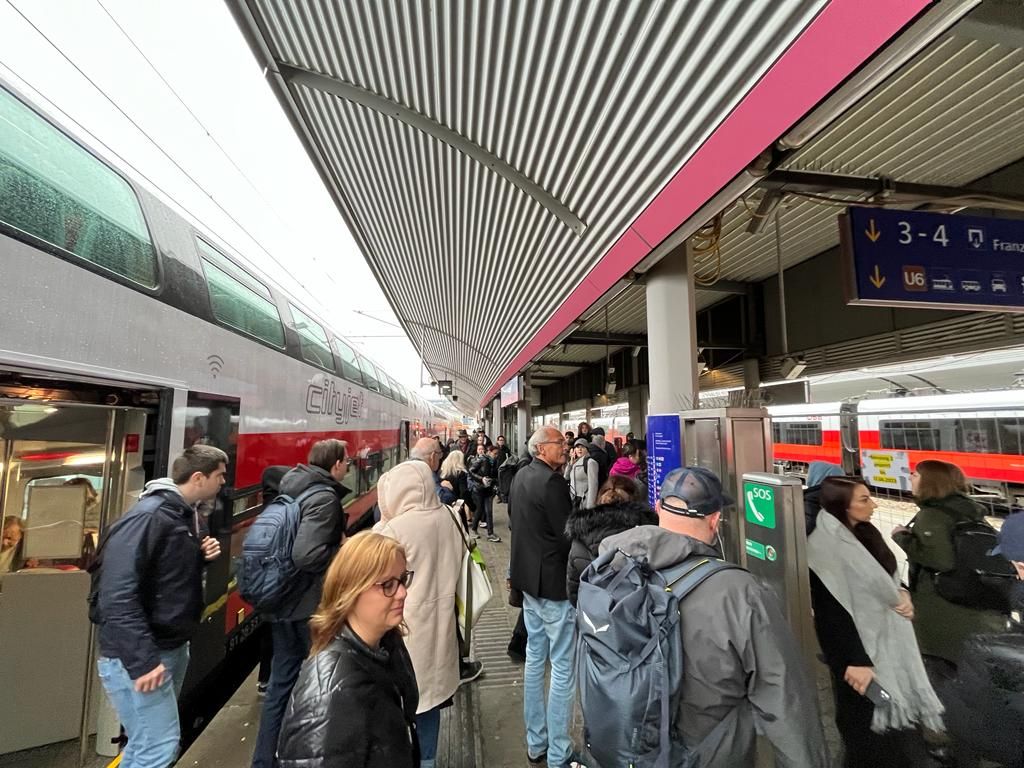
[398, 420, 411, 462]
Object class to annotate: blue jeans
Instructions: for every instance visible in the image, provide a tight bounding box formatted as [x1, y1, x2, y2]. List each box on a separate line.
[416, 705, 442, 768]
[522, 594, 576, 767]
[97, 644, 190, 768]
[252, 619, 311, 768]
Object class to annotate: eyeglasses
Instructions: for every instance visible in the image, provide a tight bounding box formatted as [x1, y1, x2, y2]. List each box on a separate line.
[375, 569, 414, 597]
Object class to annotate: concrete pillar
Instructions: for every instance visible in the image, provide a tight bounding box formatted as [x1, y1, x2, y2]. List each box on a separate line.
[516, 375, 532, 456]
[743, 358, 761, 391]
[646, 242, 699, 414]
[491, 398, 501, 439]
[627, 386, 646, 436]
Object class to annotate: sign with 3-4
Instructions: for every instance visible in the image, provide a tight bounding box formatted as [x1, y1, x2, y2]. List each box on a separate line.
[744, 482, 776, 529]
[839, 206, 1024, 312]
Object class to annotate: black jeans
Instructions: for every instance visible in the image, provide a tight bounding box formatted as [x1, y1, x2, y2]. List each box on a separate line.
[471, 491, 494, 535]
[252, 619, 311, 768]
[832, 671, 931, 768]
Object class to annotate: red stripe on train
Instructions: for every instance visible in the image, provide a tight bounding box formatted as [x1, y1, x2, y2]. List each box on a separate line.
[235, 428, 399, 487]
[773, 430, 842, 465]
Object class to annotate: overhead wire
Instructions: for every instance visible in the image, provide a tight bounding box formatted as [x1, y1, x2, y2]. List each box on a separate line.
[1, 0, 340, 319]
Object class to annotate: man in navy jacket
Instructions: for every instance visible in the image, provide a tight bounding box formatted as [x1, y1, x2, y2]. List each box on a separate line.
[94, 444, 226, 768]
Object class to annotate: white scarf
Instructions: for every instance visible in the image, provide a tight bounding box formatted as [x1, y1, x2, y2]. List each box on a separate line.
[807, 511, 945, 733]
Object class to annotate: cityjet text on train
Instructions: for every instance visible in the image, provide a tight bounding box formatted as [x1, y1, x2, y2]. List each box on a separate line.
[306, 375, 366, 425]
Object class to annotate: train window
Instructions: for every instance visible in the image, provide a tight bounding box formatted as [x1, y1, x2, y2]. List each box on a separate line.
[183, 393, 240, 488]
[880, 421, 942, 451]
[374, 364, 394, 399]
[392, 379, 408, 405]
[0, 87, 157, 287]
[331, 337, 365, 385]
[774, 422, 821, 446]
[288, 304, 335, 371]
[200, 253, 285, 348]
[956, 417, 1004, 454]
[997, 418, 1024, 456]
[357, 356, 381, 392]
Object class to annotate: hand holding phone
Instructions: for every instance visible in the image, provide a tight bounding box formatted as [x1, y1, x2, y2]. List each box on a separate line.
[864, 679, 892, 707]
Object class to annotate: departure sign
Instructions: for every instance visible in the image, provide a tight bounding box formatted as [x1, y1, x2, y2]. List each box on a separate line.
[839, 206, 1024, 312]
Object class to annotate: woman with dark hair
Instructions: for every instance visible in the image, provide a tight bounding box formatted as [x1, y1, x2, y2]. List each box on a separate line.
[892, 459, 1008, 666]
[807, 477, 943, 767]
[595, 474, 644, 506]
[564, 496, 657, 607]
[277, 532, 419, 768]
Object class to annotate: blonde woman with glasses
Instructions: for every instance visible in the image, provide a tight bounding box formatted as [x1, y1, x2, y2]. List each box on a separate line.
[276, 532, 420, 768]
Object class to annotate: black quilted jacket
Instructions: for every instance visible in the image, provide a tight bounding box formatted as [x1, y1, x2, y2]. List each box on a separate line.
[277, 625, 419, 768]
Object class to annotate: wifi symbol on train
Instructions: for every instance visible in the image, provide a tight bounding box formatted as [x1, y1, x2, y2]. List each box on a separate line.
[207, 354, 225, 378]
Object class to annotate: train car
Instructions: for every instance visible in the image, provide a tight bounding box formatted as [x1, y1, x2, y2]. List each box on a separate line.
[769, 392, 1024, 504]
[857, 390, 1024, 501]
[768, 402, 857, 476]
[0, 79, 447, 759]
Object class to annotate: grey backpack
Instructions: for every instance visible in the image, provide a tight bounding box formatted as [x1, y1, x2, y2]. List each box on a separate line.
[576, 549, 741, 768]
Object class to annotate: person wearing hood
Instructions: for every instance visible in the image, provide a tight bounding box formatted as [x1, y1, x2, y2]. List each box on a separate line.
[93, 445, 226, 768]
[374, 460, 466, 768]
[565, 498, 657, 607]
[252, 439, 352, 768]
[809, 476, 943, 767]
[599, 467, 829, 768]
[892, 460, 1010, 667]
[564, 438, 599, 513]
[804, 461, 844, 535]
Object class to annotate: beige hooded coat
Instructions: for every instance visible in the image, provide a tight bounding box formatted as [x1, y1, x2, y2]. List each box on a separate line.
[374, 460, 464, 713]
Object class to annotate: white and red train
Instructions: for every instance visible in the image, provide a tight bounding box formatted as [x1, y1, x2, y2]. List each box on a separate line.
[769, 391, 1024, 502]
[0, 78, 457, 752]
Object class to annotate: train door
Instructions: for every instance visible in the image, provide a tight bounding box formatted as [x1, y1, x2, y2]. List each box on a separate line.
[398, 420, 411, 462]
[839, 404, 860, 475]
[0, 400, 149, 761]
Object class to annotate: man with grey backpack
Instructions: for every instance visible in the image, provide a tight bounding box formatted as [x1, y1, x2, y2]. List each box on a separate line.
[577, 467, 829, 768]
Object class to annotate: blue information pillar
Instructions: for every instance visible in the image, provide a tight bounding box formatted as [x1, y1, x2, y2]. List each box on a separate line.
[646, 414, 682, 508]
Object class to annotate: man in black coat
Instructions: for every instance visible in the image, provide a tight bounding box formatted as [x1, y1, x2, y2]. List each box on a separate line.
[509, 426, 583, 767]
[252, 439, 351, 768]
[94, 445, 226, 768]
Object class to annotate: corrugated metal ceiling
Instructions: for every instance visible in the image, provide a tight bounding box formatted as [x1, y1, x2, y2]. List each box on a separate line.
[231, 0, 831, 406]
[531, 17, 1024, 382]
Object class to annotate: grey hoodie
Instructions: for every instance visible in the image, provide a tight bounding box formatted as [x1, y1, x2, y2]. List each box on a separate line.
[599, 526, 830, 768]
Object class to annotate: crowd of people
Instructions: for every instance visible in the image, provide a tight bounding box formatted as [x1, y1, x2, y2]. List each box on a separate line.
[82, 423, 1024, 768]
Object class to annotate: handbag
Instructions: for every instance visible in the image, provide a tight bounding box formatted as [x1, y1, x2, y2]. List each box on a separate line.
[446, 506, 493, 632]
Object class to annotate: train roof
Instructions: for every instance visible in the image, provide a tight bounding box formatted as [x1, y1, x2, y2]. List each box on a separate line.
[857, 389, 1024, 414]
[767, 402, 843, 417]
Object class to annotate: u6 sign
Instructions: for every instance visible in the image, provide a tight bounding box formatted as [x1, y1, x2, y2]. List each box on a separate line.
[839, 206, 1024, 312]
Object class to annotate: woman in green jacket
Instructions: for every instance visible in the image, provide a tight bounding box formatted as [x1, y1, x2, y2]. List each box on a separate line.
[892, 460, 1007, 667]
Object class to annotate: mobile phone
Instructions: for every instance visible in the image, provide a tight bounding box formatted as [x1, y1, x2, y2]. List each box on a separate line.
[864, 679, 892, 707]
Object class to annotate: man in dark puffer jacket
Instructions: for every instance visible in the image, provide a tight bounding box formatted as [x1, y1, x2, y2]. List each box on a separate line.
[565, 499, 658, 607]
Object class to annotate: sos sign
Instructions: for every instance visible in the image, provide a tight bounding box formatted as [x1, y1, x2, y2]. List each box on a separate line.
[744, 483, 776, 529]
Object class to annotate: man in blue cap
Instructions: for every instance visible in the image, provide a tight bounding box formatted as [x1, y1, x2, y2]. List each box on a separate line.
[598, 466, 829, 768]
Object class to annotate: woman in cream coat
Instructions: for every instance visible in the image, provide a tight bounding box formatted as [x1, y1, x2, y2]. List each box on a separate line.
[374, 460, 465, 768]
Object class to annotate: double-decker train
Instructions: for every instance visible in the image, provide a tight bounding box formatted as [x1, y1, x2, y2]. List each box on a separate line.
[769, 390, 1024, 503]
[0, 78, 453, 757]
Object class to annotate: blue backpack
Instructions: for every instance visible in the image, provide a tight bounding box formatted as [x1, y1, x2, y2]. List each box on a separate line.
[237, 484, 330, 615]
[576, 549, 741, 768]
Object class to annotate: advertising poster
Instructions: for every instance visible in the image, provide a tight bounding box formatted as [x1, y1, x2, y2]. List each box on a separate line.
[860, 449, 912, 491]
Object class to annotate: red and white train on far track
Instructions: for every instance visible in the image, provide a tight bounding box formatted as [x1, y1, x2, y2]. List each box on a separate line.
[769, 390, 1024, 503]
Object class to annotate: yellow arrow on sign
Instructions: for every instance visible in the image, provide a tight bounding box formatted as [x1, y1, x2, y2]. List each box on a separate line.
[869, 265, 886, 289]
[865, 219, 881, 242]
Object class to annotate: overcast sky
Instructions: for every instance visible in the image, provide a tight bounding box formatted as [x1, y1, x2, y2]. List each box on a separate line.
[0, 0, 433, 393]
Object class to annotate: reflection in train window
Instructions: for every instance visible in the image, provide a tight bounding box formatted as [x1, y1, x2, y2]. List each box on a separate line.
[183, 394, 240, 487]
[331, 337, 365, 386]
[0, 86, 157, 287]
[288, 304, 335, 371]
[199, 240, 285, 348]
[880, 420, 943, 451]
[773, 422, 822, 446]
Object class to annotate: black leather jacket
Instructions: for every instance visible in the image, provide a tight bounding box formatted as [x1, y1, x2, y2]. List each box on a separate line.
[277, 625, 420, 768]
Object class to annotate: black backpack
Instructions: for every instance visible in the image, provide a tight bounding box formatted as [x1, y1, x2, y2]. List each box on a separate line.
[934, 519, 1016, 611]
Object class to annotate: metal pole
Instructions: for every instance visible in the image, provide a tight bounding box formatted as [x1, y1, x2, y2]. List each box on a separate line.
[775, 209, 789, 355]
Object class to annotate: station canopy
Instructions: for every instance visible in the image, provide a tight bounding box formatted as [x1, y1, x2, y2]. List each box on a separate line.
[229, 0, 931, 409]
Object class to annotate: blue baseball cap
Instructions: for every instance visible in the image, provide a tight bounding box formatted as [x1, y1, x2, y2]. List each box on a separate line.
[993, 512, 1024, 561]
[658, 466, 734, 518]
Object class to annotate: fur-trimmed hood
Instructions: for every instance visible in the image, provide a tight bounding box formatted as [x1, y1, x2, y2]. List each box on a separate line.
[565, 500, 658, 551]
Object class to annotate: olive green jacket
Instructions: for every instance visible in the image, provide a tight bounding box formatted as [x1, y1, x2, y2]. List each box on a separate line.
[892, 493, 985, 573]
